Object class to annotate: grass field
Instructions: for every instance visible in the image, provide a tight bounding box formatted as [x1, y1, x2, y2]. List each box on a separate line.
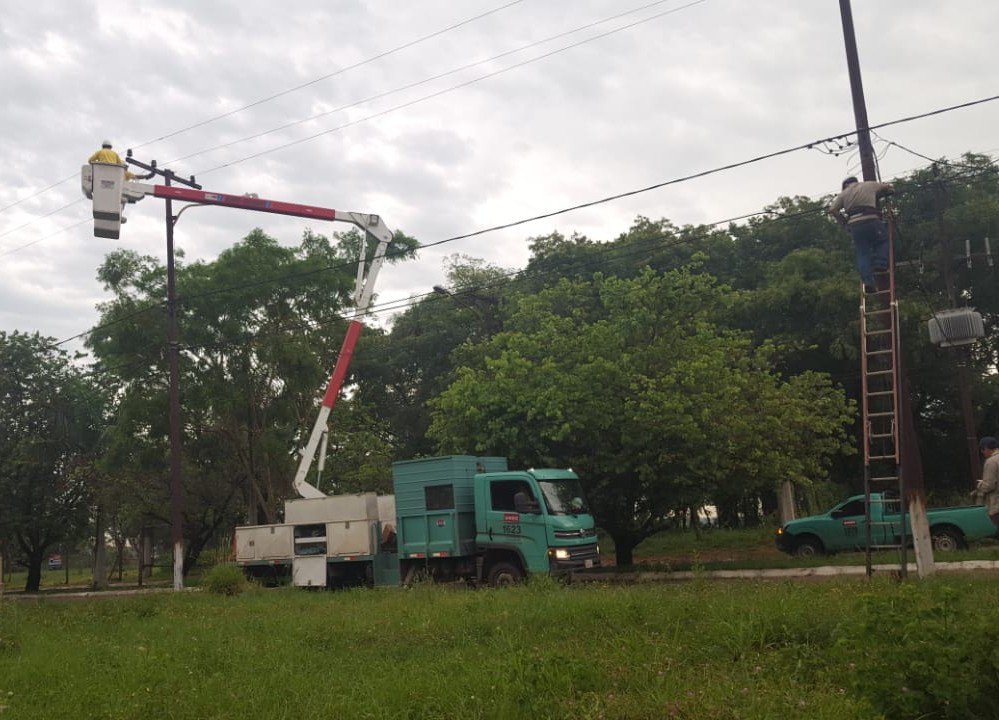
[3, 574, 999, 719]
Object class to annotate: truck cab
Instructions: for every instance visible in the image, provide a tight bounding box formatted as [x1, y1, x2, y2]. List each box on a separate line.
[776, 494, 903, 556]
[474, 468, 599, 578]
[394, 456, 599, 586]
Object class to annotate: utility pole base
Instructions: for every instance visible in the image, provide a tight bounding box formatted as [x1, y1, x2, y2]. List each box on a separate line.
[908, 495, 936, 577]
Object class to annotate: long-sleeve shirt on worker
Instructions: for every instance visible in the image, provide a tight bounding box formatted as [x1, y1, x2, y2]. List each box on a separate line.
[976, 453, 999, 517]
[88, 148, 135, 179]
[88, 148, 125, 165]
[829, 181, 891, 225]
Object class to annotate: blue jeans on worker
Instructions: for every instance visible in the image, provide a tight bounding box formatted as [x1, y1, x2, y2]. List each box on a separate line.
[849, 218, 888, 286]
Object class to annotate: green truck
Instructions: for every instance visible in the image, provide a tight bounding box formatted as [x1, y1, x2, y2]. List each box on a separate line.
[235, 455, 600, 588]
[775, 493, 996, 557]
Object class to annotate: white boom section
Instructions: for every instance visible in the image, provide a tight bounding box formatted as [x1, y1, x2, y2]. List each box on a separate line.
[291, 214, 394, 498]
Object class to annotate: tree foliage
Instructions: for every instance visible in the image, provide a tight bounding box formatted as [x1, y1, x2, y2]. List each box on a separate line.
[353, 255, 511, 459]
[87, 226, 415, 571]
[8, 151, 992, 577]
[0, 331, 103, 591]
[427, 268, 854, 564]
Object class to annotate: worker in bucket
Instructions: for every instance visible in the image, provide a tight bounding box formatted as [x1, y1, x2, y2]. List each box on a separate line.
[88, 140, 134, 222]
[88, 140, 134, 176]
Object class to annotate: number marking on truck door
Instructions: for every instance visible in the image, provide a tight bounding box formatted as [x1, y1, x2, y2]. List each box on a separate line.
[502, 513, 521, 535]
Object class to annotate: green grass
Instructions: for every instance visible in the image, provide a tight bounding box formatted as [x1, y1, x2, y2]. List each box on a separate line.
[3, 576, 999, 719]
[632, 525, 778, 557]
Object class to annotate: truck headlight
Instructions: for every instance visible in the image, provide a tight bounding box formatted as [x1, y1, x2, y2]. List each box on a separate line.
[553, 548, 570, 560]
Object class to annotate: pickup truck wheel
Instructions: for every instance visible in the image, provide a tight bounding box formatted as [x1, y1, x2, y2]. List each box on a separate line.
[931, 528, 963, 553]
[487, 561, 524, 587]
[793, 539, 822, 558]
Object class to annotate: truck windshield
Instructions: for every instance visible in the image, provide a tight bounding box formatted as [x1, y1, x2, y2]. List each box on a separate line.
[537, 479, 591, 516]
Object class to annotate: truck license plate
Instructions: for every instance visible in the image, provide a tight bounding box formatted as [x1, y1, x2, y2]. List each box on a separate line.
[584, 559, 593, 568]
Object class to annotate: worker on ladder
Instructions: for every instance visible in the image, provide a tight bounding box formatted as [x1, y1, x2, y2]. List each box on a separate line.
[828, 176, 893, 294]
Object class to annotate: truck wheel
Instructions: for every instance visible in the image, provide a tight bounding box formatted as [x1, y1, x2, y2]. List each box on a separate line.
[793, 539, 822, 558]
[487, 562, 524, 587]
[931, 528, 963, 553]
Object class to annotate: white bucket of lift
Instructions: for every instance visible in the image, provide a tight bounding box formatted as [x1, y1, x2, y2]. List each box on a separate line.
[89, 162, 126, 239]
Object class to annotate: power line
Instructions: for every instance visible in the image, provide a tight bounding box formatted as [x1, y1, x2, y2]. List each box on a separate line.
[0, 0, 706, 245]
[52, 303, 167, 349]
[58, 201, 806, 354]
[0, 172, 81, 215]
[77, 199, 861, 359]
[0, 199, 85, 243]
[3, 86, 994, 259]
[872, 131, 989, 171]
[174, 162, 999, 342]
[132, 1, 526, 151]
[36, 135, 999, 351]
[156, 105, 999, 305]
[64, 159, 998, 365]
[196, 0, 708, 175]
[0, 1, 524, 217]
[169, 0, 697, 166]
[0, 217, 90, 258]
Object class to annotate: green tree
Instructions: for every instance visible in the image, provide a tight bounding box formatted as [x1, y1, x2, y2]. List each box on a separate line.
[428, 268, 853, 564]
[353, 255, 511, 459]
[887, 155, 999, 491]
[0, 331, 104, 591]
[88, 226, 416, 572]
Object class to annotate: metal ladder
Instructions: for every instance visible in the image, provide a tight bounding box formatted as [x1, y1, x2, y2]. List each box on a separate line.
[859, 214, 908, 577]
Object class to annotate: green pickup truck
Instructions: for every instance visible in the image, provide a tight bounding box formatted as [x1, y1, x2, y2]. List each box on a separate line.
[775, 493, 996, 557]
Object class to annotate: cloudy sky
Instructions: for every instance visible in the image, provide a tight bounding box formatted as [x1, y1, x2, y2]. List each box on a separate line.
[1, 0, 997, 356]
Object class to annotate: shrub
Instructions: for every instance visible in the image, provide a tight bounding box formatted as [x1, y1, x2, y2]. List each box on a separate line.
[202, 564, 251, 596]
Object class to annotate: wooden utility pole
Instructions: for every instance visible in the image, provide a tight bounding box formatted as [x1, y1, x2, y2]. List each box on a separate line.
[838, 0, 934, 577]
[165, 171, 186, 592]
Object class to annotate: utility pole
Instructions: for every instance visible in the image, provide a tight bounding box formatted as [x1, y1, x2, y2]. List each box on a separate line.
[838, 0, 934, 577]
[838, 0, 876, 183]
[165, 171, 185, 592]
[127, 154, 201, 592]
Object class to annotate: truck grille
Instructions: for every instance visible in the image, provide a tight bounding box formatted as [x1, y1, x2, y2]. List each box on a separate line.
[554, 528, 597, 539]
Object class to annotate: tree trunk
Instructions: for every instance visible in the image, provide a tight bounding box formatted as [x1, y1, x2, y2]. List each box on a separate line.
[613, 535, 636, 567]
[777, 481, 797, 525]
[25, 554, 43, 592]
[689, 505, 702, 538]
[142, 527, 156, 580]
[91, 506, 108, 590]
